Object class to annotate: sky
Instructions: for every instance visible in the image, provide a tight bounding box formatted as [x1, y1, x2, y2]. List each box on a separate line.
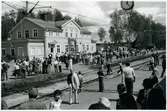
[1, 0, 166, 41]
[2, 0, 166, 25]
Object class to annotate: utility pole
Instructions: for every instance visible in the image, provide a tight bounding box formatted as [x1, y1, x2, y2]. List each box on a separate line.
[26, 1, 28, 13]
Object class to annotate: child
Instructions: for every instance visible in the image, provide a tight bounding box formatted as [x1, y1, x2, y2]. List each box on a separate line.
[49, 90, 62, 110]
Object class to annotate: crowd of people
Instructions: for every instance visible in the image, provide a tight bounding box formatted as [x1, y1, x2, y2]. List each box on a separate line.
[2, 53, 165, 110]
[1, 47, 159, 81]
[1, 47, 166, 110]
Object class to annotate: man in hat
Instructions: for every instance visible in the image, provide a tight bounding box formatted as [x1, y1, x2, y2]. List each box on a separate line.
[88, 97, 111, 109]
[67, 70, 80, 104]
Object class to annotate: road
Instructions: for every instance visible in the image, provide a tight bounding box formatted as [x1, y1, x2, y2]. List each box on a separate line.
[16, 63, 164, 109]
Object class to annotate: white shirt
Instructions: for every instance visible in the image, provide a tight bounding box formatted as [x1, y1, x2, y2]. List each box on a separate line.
[15, 64, 20, 70]
[23, 61, 29, 66]
[123, 66, 135, 79]
[54, 61, 58, 65]
[49, 100, 62, 110]
[72, 72, 80, 90]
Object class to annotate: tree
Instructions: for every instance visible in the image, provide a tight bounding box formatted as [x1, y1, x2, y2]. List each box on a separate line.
[53, 9, 64, 21]
[74, 18, 83, 27]
[37, 10, 46, 20]
[63, 15, 72, 20]
[37, 10, 53, 21]
[98, 27, 106, 42]
[109, 10, 124, 43]
[16, 8, 35, 23]
[2, 12, 16, 41]
[16, 9, 27, 23]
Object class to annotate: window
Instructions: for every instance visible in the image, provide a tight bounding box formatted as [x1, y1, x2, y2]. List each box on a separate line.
[31, 48, 35, 55]
[76, 33, 78, 38]
[65, 32, 68, 37]
[51, 47, 54, 53]
[11, 48, 15, 56]
[57, 45, 60, 53]
[33, 29, 38, 37]
[70, 33, 72, 37]
[18, 47, 24, 57]
[25, 30, 29, 38]
[17, 32, 21, 38]
[65, 45, 68, 52]
[2, 49, 6, 55]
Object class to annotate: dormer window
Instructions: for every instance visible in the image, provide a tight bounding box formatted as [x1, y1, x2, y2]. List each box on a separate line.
[33, 29, 38, 37]
[17, 32, 21, 38]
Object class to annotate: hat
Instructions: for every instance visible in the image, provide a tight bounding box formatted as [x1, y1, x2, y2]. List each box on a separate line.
[99, 97, 111, 108]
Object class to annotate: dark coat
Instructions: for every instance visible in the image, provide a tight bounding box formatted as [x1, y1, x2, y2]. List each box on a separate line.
[146, 85, 166, 109]
[116, 92, 137, 109]
[136, 89, 147, 109]
[162, 59, 166, 68]
[67, 73, 72, 85]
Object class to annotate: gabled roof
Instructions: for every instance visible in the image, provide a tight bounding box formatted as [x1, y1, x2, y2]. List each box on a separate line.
[26, 17, 63, 31]
[10, 17, 74, 33]
[55, 20, 69, 27]
[9, 17, 92, 34]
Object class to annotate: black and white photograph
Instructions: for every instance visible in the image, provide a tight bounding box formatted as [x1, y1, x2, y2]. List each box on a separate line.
[1, 0, 166, 109]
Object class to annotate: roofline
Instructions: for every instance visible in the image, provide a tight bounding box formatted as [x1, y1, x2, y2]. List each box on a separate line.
[9, 17, 26, 34]
[62, 19, 81, 29]
[9, 18, 81, 34]
[9, 17, 45, 33]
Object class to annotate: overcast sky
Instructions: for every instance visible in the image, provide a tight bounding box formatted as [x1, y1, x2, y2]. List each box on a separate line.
[2, 0, 166, 25]
[2, 0, 166, 41]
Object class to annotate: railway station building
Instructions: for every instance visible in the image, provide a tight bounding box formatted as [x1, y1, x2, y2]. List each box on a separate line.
[2, 17, 96, 60]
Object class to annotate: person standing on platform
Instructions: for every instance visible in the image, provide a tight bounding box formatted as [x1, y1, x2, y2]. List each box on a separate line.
[116, 83, 137, 109]
[160, 55, 166, 78]
[149, 55, 155, 71]
[42, 58, 48, 74]
[77, 71, 83, 93]
[58, 60, 62, 72]
[97, 67, 105, 92]
[69, 57, 73, 71]
[106, 62, 111, 75]
[117, 63, 124, 82]
[122, 62, 135, 95]
[54, 59, 58, 72]
[1, 61, 9, 81]
[67, 70, 80, 104]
